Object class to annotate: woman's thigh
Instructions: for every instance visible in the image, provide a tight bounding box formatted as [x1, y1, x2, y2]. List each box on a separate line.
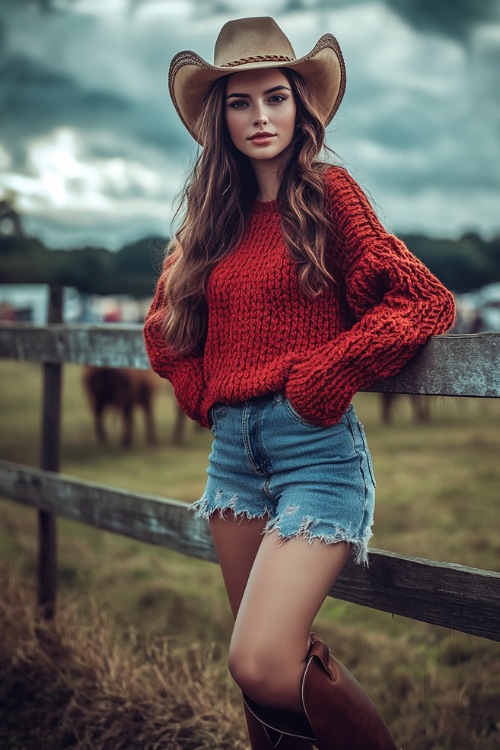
[209, 511, 267, 618]
[232, 531, 350, 655]
[210, 513, 351, 646]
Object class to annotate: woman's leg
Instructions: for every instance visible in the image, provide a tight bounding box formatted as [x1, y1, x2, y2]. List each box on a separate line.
[228, 530, 351, 713]
[209, 512, 396, 749]
[210, 511, 318, 749]
[209, 510, 268, 618]
[220, 526, 398, 749]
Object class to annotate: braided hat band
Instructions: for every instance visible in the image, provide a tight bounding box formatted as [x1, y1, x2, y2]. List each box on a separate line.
[222, 54, 293, 68]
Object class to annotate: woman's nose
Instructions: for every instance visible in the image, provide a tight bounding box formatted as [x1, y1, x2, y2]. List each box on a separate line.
[253, 104, 268, 126]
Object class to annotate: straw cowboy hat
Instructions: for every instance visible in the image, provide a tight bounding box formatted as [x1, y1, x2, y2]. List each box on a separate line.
[169, 16, 346, 143]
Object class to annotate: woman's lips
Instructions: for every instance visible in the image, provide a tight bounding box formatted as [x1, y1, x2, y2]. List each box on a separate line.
[248, 132, 276, 145]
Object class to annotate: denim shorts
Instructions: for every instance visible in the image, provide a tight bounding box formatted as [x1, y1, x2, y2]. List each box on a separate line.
[189, 393, 376, 565]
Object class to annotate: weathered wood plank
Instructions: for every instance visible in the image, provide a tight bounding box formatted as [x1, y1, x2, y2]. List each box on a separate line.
[0, 324, 150, 369]
[331, 550, 500, 641]
[367, 332, 500, 398]
[1, 325, 499, 397]
[0, 460, 215, 563]
[1, 460, 499, 641]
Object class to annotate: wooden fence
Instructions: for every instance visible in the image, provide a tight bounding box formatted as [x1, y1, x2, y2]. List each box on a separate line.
[0, 287, 499, 639]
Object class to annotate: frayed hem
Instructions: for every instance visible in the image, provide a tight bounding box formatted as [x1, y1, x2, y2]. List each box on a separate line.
[263, 516, 372, 567]
[188, 499, 372, 565]
[187, 495, 270, 524]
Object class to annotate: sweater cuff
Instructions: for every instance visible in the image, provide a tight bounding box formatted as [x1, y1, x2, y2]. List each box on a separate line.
[285, 362, 358, 427]
[170, 376, 210, 429]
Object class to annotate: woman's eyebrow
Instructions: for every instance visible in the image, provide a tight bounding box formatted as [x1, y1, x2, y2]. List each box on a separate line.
[226, 85, 291, 100]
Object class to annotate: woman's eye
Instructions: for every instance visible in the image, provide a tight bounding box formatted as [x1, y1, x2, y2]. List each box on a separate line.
[228, 100, 248, 109]
[269, 95, 286, 104]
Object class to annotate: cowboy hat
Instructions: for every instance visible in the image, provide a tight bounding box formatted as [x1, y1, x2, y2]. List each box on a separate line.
[169, 16, 346, 143]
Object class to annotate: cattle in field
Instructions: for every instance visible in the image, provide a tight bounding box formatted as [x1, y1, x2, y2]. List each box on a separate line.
[380, 392, 431, 425]
[82, 366, 159, 447]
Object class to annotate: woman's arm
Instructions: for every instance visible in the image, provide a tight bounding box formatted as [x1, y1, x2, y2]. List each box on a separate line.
[285, 168, 456, 426]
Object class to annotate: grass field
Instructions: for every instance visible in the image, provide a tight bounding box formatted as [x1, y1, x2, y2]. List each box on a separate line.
[1, 360, 499, 749]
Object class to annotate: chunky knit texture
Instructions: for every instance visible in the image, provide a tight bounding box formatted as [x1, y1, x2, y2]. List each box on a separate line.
[143, 167, 455, 428]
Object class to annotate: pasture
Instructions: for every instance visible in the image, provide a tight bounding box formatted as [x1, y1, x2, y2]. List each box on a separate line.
[1, 359, 499, 749]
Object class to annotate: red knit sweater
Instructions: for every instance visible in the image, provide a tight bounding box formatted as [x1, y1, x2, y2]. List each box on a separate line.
[143, 167, 455, 429]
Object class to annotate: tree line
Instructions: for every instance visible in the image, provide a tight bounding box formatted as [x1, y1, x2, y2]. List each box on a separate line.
[1, 209, 499, 298]
[0, 230, 166, 298]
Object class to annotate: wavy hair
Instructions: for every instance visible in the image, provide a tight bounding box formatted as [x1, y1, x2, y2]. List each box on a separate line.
[157, 68, 335, 355]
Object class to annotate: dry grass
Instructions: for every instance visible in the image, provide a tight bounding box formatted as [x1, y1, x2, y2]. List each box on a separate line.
[0, 564, 248, 750]
[1, 558, 500, 750]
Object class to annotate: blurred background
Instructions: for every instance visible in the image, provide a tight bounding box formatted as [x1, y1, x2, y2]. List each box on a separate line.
[1, 0, 500, 323]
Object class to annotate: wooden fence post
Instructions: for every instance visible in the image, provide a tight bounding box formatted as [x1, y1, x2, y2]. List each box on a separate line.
[38, 285, 63, 618]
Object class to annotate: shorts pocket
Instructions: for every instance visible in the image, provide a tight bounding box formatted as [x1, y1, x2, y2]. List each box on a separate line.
[284, 397, 350, 431]
[284, 397, 319, 426]
[209, 408, 217, 435]
[210, 404, 228, 436]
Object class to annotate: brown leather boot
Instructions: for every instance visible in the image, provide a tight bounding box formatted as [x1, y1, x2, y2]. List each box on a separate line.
[243, 696, 314, 749]
[302, 633, 399, 749]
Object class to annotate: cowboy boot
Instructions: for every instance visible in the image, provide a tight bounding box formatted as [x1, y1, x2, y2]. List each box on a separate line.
[301, 633, 398, 750]
[243, 695, 315, 749]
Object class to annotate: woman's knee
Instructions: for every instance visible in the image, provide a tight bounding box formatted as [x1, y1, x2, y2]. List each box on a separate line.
[227, 642, 263, 696]
[228, 638, 302, 708]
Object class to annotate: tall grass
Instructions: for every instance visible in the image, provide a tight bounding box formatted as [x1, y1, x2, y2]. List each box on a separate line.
[0, 563, 248, 750]
[1, 361, 500, 749]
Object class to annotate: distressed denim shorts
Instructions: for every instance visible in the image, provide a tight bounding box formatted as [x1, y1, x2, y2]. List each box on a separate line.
[189, 393, 376, 565]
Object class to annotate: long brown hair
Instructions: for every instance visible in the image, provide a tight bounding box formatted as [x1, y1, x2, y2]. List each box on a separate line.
[158, 68, 335, 355]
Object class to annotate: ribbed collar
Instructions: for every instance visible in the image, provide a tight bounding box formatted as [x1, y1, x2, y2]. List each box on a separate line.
[251, 198, 279, 216]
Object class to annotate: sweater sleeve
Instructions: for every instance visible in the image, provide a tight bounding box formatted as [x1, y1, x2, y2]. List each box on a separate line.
[143, 260, 209, 428]
[285, 168, 456, 427]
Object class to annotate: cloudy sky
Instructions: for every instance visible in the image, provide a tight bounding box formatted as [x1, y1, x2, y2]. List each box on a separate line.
[0, 0, 499, 249]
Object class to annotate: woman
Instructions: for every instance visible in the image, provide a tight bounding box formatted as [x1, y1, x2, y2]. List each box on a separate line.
[144, 17, 455, 750]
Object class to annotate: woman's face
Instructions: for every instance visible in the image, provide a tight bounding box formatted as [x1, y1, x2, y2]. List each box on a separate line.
[224, 68, 297, 166]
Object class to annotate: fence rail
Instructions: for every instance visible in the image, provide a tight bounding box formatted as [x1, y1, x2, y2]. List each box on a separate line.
[1, 460, 499, 641]
[1, 309, 499, 640]
[1, 324, 500, 397]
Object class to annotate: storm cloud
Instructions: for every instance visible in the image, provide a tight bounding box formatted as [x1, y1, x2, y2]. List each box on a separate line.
[0, 0, 499, 248]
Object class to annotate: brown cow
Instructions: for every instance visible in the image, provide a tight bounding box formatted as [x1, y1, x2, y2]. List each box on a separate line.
[82, 366, 159, 447]
[380, 392, 431, 425]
